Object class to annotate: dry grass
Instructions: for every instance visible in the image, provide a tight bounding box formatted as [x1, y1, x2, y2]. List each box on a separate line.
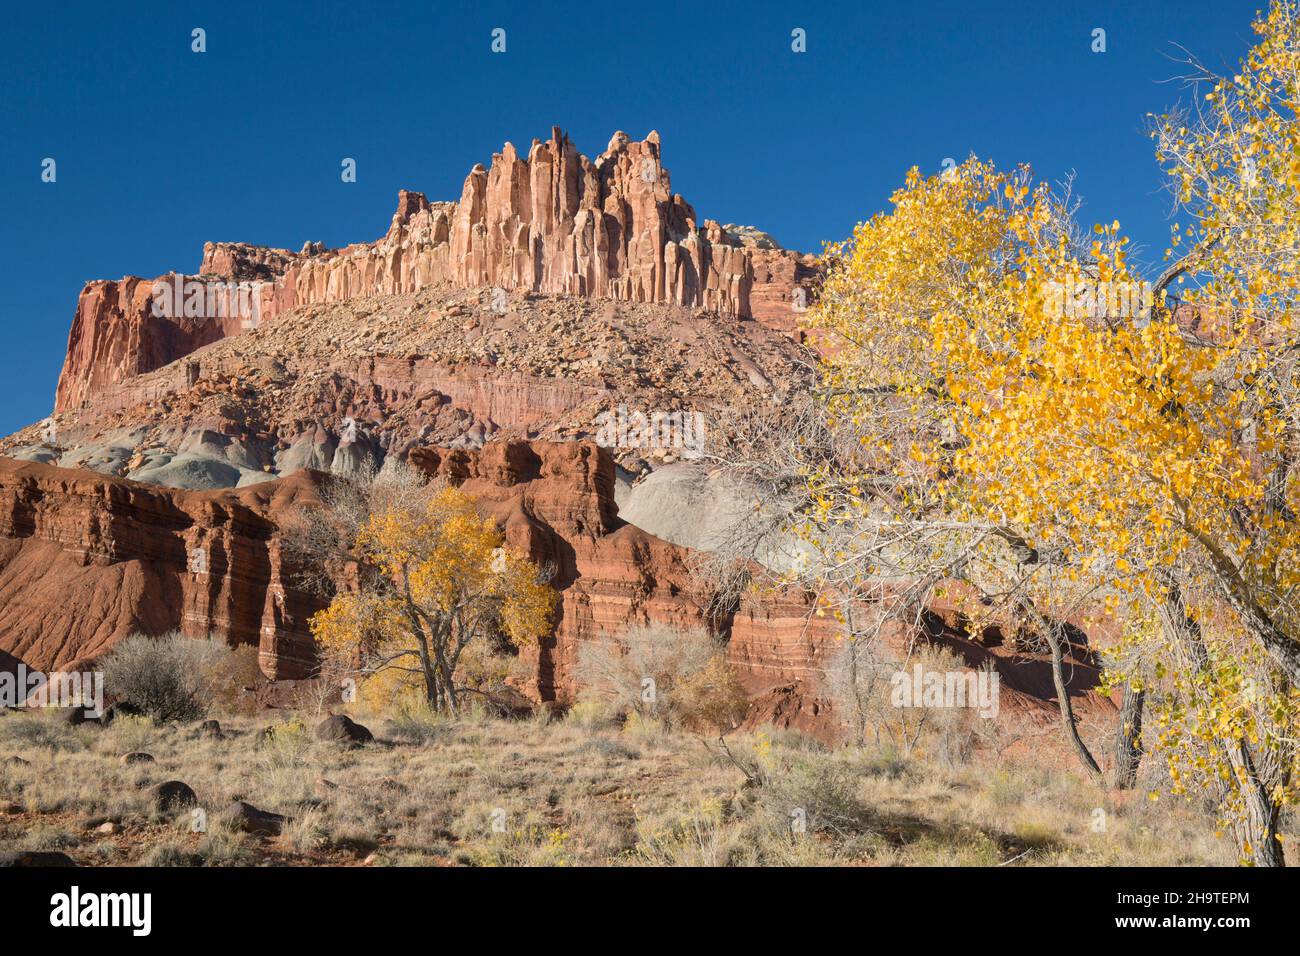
[0, 705, 1237, 867]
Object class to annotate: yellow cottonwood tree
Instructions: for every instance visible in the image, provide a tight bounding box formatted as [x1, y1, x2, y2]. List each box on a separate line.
[794, 3, 1300, 865]
[309, 484, 555, 713]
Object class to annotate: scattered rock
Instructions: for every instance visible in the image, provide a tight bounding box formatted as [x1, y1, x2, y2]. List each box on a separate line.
[199, 719, 223, 739]
[313, 776, 339, 798]
[221, 801, 288, 836]
[95, 821, 119, 835]
[120, 752, 154, 765]
[314, 714, 373, 745]
[4, 756, 30, 767]
[147, 780, 198, 812]
[0, 851, 76, 867]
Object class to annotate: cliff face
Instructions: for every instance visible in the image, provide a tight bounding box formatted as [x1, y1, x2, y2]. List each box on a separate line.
[0, 457, 324, 679]
[408, 442, 839, 728]
[54, 128, 817, 414]
[0, 443, 839, 733]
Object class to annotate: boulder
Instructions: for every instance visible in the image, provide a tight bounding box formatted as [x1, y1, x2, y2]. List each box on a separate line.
[314, 715, 373, 745]
[221, 801, 287, 836]
[147, 780, 198, 812]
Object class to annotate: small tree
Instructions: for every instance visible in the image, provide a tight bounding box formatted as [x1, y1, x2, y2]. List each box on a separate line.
[305, 477, 555, 714]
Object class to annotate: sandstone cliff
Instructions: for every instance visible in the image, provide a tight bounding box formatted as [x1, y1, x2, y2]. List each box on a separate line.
[54, 128, 818, 414]
[0, 442, 1110, 738]
[0, 443, 840, 733]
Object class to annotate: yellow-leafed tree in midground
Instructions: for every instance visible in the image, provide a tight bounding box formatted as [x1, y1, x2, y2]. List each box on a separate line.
[795, 3, 1300, 865]
[304, 476, 555, 716]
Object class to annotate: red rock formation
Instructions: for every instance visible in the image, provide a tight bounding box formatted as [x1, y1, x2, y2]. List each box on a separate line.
[55, 129, 816, 414]
[0, 441, 1111, 738]
[56, 279, 240, 416]
[406, 441, 843, 729]
[0, 442, 840, 732]
[0, 457, 323, 679]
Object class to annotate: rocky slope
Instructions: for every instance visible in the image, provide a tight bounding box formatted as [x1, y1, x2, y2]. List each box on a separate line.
[53, 128, 818, 416]
[5, 285, 812, 490]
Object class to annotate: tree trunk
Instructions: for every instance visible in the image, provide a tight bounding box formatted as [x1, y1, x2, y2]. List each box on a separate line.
[414, 630, 441, 711]
[1044, 621, 1106, 785]
[1162, 578, 1286, 866]
[1112, 683, 1145, 790]
[1019, 598, 1106, 785]
[1228, 741, 1286, 867]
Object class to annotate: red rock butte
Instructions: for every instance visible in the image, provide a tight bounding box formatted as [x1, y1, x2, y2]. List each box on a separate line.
[55, 127, 817, 414]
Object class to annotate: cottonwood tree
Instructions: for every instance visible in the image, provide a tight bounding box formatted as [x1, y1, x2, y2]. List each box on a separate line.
[698, 158, 1117, 785]
[774, 2, 1300, 865]
[287, 462, 555, 714]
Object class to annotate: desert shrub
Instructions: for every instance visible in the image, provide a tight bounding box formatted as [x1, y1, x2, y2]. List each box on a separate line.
[457, 639, 531, 699]
[750, 753, 874, 838]
[576, 624, 746, 732]
[565, 699, 613, 730]
[107, 714, 155, 753]
[672, 655, 750, 734]
[825, 638, 999, 764]
[632, 798, 736, 866]
[284, 808, 330, 853]
[102, 633, 259, 722]
[202, 643, 263, 714]
[257, 718, 311, 769]
[621, 711, 667, 743]
[576, 736, 640, 761]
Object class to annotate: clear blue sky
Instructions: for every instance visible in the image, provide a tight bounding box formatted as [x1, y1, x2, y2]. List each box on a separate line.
[0, 0, 1262, 435]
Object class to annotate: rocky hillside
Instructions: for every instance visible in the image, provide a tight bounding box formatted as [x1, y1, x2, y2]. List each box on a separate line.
[50, 128, 817, 413]
[5, 128, 818, 489]
[4, 285, 812, 490]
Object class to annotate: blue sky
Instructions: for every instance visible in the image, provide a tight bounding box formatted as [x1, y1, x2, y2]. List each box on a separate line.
[0, 0, 1263, 435]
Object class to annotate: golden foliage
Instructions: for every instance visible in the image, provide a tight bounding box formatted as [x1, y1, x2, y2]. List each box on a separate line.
[309, 483, 555, 712]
